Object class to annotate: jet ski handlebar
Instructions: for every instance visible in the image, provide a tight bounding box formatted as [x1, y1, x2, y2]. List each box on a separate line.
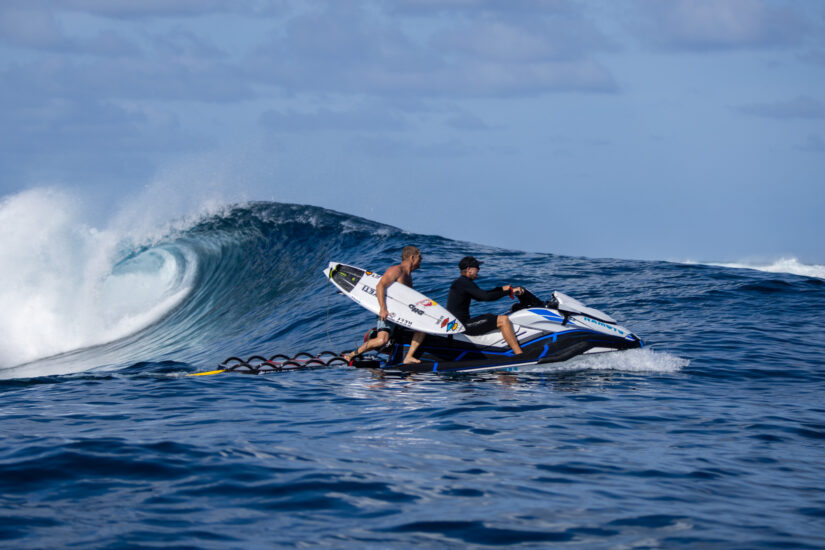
[509, 289, 618, 324]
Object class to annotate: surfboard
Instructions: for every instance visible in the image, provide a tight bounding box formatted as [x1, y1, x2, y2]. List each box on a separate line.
[323, 262, 464, 335]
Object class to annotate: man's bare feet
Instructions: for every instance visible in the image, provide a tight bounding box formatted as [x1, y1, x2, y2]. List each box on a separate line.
[403, 356, 421, 364]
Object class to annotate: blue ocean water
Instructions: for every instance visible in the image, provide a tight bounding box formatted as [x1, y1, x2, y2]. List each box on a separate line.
[1, 201, 824, 548]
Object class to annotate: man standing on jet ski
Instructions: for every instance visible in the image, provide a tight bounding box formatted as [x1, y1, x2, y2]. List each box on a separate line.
[447, 256, 524, 355]
[343, 246, 426, 364]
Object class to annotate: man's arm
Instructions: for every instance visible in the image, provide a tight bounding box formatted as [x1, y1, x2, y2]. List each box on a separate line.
[463, 279, 508, 302]
[376, 265, 404, 320]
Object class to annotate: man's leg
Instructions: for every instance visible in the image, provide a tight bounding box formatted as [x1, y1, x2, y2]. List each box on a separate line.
[403, 331, 426, 364]
[344, 330, 390, 361]
[496, 315, 523, 355]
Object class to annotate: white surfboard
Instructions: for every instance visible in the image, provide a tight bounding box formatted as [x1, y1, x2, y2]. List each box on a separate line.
[323, 262, 464, 334]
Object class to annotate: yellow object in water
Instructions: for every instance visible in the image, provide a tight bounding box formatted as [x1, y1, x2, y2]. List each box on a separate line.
[186, 369, 226, 377]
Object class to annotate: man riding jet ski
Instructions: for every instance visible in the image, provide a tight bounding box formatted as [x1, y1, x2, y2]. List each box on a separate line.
[352, 285, 643, 374]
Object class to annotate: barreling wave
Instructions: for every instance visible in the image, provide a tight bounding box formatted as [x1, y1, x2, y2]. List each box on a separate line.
[0, 190, 406, 377]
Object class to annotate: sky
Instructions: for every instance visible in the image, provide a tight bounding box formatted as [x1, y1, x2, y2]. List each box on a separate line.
[1, 0, 823, 263]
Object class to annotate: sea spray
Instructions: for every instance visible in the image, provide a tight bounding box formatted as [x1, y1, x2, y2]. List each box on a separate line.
[0, 188, 196, 368]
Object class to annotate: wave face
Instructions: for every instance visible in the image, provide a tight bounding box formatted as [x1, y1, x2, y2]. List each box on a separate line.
[0, 193, 410, 376]
[2, 193, 824, 548]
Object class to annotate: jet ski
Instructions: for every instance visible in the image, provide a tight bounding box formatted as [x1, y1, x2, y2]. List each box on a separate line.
[351, 288, 643, 374]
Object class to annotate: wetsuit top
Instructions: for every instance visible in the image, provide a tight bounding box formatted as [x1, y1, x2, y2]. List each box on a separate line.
[446, 275, 508, 324]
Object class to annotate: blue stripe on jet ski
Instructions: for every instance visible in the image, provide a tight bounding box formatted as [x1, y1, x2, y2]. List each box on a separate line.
[433, 362, 438, 372]
[529, 309, 564, 322]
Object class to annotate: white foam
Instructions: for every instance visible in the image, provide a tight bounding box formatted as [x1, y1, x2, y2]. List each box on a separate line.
[0, 188, 198, 369]
[524, 349, 689, 374]
[686, 258, 825, 280]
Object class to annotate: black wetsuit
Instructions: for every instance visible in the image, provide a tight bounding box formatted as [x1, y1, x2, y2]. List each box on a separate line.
[447, 275, 508, 336]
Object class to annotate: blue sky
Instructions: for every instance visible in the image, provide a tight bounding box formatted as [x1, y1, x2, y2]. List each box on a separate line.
[1, 0, 823, 262]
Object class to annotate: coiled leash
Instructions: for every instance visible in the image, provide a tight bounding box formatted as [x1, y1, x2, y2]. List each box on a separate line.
[188, 351, 350, 376]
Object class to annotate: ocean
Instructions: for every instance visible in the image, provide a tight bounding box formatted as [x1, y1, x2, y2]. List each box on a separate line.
[1, 196, 824, 548]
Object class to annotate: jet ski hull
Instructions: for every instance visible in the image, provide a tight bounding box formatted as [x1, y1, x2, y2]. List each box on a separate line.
[379, 325, 642, 374]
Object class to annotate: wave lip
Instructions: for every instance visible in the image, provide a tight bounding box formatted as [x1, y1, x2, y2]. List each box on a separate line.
[0, 189, 197, 369]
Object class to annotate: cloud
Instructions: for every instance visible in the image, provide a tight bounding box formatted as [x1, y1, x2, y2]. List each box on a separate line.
[246, 3, 618, 97]
[737, 96, 825, 119]
[632, 0, 809, 51]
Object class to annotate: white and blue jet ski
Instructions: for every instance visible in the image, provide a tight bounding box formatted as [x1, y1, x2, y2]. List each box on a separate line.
[352, 288, 643, 374]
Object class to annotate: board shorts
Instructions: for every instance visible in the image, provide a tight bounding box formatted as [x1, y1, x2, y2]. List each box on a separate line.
[375, 317, 397, 336]
[463, 313, 499, 336]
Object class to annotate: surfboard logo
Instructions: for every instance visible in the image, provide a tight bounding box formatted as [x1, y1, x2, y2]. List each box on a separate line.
[415, 298, 437, 307]
[408, 304, 425, 316]
[440, 317, 460, 332]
